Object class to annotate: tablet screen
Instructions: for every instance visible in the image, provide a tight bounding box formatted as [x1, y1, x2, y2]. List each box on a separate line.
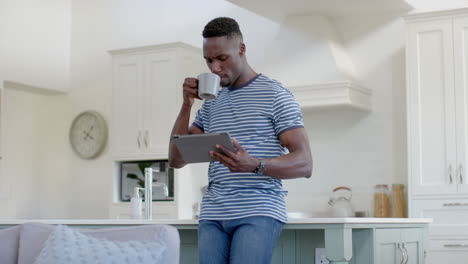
[172, 132, 236, 163]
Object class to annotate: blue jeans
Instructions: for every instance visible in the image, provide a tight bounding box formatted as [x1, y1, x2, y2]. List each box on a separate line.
[198, 216, 284, 264]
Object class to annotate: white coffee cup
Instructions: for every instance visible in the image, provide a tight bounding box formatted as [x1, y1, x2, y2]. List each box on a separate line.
[198, 73, 220, 100]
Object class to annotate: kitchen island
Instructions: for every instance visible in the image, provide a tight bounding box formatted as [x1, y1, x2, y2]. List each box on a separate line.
[0, 217, 431, 264]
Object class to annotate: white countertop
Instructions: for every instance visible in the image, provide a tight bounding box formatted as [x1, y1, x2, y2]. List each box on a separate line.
[287, 217, 432, 224]
[0, 217, 432, 226]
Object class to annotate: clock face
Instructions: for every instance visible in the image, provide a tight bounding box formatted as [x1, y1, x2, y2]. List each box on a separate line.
[69, 111, 108, 159]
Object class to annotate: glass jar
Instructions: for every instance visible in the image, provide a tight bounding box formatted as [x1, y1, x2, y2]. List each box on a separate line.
[391, 184, 407, 218]
[374, 184, 390, 217]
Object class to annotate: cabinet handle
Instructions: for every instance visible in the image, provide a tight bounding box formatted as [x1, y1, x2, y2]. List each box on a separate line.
[444, 244, 468, 248]
[402, 243, 409, 264]
[144, 130, 149, 148]
[449, 164, 453, 184]
[443, 203, 468, 206]
[397, 243, 404, 264]
[137, 130, 142, 148]
[460, 164, 464, 184]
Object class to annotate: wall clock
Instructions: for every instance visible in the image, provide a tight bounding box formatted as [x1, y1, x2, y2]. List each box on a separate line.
[69, 110, 108, 159]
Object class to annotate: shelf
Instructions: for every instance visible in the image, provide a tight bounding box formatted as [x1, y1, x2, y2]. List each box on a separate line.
[108, 42, 200, 56]
[3, 80, 66, 95]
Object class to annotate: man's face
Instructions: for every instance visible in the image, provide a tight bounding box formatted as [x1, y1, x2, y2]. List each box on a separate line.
[203, 36, 243, 87]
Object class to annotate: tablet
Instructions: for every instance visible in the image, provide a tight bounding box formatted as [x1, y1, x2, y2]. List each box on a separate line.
[172, 132, 237, 163]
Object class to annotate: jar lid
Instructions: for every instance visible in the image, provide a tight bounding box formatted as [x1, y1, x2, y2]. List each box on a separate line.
[375, 184, 388, 188]
[392, 184, 405, 188]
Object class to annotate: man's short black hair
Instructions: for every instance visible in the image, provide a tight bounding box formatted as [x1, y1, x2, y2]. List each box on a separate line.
[202, 17, 243, 39]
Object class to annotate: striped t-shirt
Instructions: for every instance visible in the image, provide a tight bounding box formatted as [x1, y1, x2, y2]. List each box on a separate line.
[192, 74, 304, 223]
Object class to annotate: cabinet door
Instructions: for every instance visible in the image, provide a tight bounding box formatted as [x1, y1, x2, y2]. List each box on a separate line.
[375, 229, 403, 264]
[376, 229, 424, 264]
[407, 19, 458, 196]
[454, 16, 468, 194]
[112, 55, 144, 159]
[401, 229, 423, 264]
[142, 51, 178, 158]
[272, 230, 296, 264]
[179, 230, 199, 264]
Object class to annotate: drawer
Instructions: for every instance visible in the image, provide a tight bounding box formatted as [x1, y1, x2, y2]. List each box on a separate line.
[412, 198, 468, 236]
[427, 239, 468, 264]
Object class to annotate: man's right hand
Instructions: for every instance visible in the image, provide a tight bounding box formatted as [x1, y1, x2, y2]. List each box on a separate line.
[183, 77, 202, 107]
[170, 77, 205, 168]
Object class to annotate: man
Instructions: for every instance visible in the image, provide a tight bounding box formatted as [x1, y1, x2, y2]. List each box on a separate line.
[169, 17, 312, 264]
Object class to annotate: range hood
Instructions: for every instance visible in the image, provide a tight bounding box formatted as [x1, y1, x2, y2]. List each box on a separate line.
[225, 0, 413, 111]
[290, 81, 371, 111]
[254, 15, 372, 110]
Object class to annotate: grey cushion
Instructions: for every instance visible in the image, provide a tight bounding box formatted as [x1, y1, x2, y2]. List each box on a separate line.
[18, 223, 53, 264]
[34, 225, 166, 264]
[18, 222, 180, 264]
[0, 225, 21, 264]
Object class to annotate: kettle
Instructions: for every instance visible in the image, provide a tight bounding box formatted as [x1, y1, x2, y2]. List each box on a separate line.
[328, 186, 354, 217]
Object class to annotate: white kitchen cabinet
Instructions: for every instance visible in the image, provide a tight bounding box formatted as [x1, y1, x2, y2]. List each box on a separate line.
[412, 198, 468, 237]
[111, 54, 142, 159]
[375, 228, 424, 264]
[453, 16, 468, 194]
[427, 239, 468, 264]
[406, 16, 457, 196]
[406, 10, 468, 197]
[406, 8, 468, 263]
[109, 43, 206, 220]
[110, 43, 205, 161]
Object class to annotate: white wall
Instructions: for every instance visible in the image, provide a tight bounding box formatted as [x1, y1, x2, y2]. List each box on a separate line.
[282, 13, 409, 216]
[2, 0, 467, 219]
[0, 0, 71, 219]
[0, 0, 71, 92]
[67, 0, 409, 218]
[281, 1, 468, 215]
[67, 0, 281, 219]
[1, 88, 70, 219]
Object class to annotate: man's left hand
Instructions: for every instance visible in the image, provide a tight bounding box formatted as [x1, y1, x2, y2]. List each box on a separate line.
[210, 139, 259, 173]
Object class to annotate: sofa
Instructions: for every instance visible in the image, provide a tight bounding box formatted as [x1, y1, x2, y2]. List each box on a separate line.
[0, 222, 180, 264]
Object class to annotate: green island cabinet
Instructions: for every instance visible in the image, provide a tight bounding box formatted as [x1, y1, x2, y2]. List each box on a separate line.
[175, 218, 431, 264]
[0, 218, 431, 264]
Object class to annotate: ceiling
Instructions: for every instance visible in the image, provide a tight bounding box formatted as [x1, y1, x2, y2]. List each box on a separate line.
[227, 0, 413, 20]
